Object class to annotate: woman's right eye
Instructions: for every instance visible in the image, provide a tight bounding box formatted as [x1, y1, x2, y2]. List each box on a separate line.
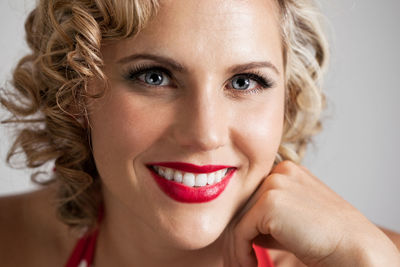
[137, 70, 170, 86]
[125, 67, 172, 87]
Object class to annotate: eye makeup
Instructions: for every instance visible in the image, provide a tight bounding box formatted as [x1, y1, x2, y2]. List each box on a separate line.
[121, 63, 276, 95]
[227, 70, 276, 95]
[122, 63, 175, 88]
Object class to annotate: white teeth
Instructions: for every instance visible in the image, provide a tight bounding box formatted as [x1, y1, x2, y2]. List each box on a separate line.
[153, 166, 230, 188]
[174, 171, 183, 183]
[164, 168, 173, 180]
[195, 174, 208, 187]
[215, 170, 224, 183]
[207, 172, 215, 185]
[182, 173, 195, 187]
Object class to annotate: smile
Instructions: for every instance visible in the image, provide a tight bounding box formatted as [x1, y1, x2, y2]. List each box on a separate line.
[152, 166, 229, 187]
[146, 162, 236, 203]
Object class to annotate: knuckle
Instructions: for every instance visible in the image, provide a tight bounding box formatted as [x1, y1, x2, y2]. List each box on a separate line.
[266, 173, 287, 190]
[260, 189, 282, 208]
[257, 191, 281, 234]
[274, 160, 297, 175]
[267, 215, 282, 237]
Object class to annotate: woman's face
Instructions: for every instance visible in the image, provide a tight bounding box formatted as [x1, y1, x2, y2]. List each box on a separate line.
[89, 0, 284, 249]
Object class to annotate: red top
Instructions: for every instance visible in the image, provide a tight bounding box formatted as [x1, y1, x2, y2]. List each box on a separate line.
[64, 209, 274, 267]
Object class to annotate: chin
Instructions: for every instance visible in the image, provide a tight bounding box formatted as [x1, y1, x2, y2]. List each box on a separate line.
[157, 212, 229, 251]
[167, 228, 224, 251]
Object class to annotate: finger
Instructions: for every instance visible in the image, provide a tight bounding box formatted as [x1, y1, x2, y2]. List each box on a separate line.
[233, 173, 284, 224]
[235, 161, 295, 224]
[232, 177, 267, 222]
[242, 161, 298, 215]
[270, 160, 297, 176]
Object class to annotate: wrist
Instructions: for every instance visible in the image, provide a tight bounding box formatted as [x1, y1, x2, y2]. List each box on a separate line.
[354, 233, 400, 266]
[313, 230, 400, 267]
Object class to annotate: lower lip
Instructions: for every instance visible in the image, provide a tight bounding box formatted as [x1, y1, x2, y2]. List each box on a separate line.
[148, 168, 236, 203]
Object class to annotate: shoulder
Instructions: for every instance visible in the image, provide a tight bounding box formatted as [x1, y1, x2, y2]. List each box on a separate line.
[0, 184, 78, 267]
[380, 227, 400, 251]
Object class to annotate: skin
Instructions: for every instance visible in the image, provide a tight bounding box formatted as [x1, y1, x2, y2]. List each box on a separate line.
[87, 0, 400, 266]
[0, 0, 400, 266]
[90, 0, 283, 266]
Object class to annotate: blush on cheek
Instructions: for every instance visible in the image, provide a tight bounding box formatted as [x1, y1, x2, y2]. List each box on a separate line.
[232, 102, 284, 172]
[89, 91, 169, 193]
[92, 87, 174, 162]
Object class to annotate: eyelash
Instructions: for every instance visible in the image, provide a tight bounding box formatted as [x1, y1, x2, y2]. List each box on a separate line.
[230, 71, 275, 95]
[123, 64, 173, 85]
[122, 64, 275, 95]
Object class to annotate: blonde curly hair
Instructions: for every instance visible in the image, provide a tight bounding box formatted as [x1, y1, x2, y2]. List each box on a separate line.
[0, 0, 328, 229]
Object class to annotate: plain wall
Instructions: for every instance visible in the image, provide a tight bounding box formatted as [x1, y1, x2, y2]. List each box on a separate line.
[1, 0, 399, 231]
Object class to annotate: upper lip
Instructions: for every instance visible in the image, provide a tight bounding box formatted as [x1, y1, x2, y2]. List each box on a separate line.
[147, 162, 235, 173]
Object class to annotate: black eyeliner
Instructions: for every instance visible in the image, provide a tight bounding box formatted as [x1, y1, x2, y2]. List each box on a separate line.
[240, 72, 275, 89]
[122, 64, 172, 82]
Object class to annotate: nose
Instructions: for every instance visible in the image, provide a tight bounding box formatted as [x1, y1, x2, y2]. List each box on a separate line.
[170, 86, 229, 152]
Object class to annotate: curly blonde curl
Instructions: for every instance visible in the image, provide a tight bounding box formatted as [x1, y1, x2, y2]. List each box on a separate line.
[1, 0, 328, 229]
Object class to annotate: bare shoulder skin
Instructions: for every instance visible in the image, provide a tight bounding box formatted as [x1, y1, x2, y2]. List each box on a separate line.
[381, 227, 400, 251]
[0, 184, 78, 267]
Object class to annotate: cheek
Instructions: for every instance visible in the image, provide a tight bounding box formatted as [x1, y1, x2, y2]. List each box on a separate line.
[89, 90, 169, 178]
[226, 90, 285, 214]
[232, 93, 285, 170]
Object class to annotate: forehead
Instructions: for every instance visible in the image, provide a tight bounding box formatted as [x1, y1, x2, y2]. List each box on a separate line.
[103, 0, 283, 73]
[153, 0, 280, 33]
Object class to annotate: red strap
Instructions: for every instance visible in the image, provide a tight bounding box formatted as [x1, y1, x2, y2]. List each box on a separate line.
[64, 228, 99, 267]
[64, 233, 89, 267]
[253, 244, 275, 267]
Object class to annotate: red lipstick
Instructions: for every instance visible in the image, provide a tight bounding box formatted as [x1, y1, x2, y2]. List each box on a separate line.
[148, 162, 231, 173]
[146, 162, 236, 203]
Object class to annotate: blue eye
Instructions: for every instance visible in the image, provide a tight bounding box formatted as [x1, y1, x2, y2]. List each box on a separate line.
[124, 66, 172, 87]
[138, 70, 170, 86]
[229, 73, 273, 93]
[231, 75, 251, 90]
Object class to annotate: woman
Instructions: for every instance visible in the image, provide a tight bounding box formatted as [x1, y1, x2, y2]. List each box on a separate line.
[1, 0, 399, 266]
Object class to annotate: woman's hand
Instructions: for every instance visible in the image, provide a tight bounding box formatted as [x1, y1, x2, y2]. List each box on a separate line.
[224, 161, 400, 267]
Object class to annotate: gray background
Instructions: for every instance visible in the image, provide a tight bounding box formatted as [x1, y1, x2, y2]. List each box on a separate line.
[1, 0, 399, 231]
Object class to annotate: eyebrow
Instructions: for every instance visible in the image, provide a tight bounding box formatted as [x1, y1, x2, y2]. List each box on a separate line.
[229, 61, 280, 76]
[117, 53, 185, 72]
[117, 53, 280, 75]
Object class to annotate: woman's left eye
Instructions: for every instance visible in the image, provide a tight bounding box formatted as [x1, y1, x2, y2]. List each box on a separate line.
[231, 75, 253, 90]
[228, 73, 274, 93]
